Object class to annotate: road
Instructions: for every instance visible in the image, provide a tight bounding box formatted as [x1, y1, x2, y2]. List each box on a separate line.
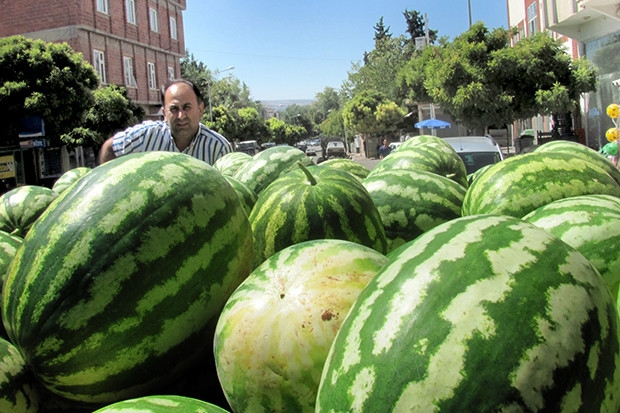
[307, 145, 379, 171]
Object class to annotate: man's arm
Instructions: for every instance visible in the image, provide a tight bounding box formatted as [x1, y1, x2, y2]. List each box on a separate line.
[99, 137, 117, 164]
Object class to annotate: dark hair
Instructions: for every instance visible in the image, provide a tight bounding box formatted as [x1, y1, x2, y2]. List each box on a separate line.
[160, 79, 203, 104]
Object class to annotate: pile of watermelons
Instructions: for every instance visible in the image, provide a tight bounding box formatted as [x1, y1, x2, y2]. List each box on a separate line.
[1, 137, 620, 412]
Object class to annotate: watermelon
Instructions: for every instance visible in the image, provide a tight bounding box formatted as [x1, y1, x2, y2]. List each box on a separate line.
[534, 140, 620, 186]
[362, 169, 466, 252]
[249, 162, 388, 268]
[316, 214, 620, 412]
[2, 152, 253, 406]
[0, 337, 40, 413]
[462, 151, 620, 218]
[213, 151, 252, 177]
[317, 158, 371, 181]
[214, 239, 389, 413]
[92, 395, 230, 412]
[223, 175, 257, 217]
[232, 145, 308, 195]
[51, 167, 91, 195]
[0, 185, 57, 237]
[523, 194, 620, 301]
[367, 136, 468, 188]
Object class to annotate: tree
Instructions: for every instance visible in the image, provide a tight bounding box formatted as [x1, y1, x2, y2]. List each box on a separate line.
[400, 23, 598, 134]
[373, 17, 392, 43]
[0, 36, 99, 146]
[235, 107, 269, 143]
[403, 9, 438, 46]
[70, 84, 144, 148]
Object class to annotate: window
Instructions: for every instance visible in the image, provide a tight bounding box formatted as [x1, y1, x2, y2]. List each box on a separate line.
[148, 62, 157, 89]
[149, 7, 159, 32]
[96, 0, 108, 14]
[126, 0, 136, 24]
[527, 2, 538, 36]
[170, 16, 178, 40]
[93, 50, 106, 83]
[168, 66, 175, 80]
[123, 57, 137, 87]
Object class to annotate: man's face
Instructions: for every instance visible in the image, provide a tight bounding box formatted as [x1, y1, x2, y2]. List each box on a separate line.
[163, 83, 205, 143]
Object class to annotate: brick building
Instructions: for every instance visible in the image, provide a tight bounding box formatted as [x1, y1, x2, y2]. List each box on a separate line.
[0, 0, 187, 119]
[0, 0, 187, 190]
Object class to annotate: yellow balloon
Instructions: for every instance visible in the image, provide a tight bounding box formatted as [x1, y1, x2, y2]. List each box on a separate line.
[607, 103, 620, 119]
[606, 127, 619, 142]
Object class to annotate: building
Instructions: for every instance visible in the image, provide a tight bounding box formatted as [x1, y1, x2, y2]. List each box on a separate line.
[506, 0, 620, 149]
[0, 0, 186, 190]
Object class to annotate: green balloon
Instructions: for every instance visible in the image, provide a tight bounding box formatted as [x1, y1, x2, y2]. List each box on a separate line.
[602, 142, 619, 156]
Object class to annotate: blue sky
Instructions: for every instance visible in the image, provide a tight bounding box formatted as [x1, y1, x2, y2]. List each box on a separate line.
[184, 1, 508, 101]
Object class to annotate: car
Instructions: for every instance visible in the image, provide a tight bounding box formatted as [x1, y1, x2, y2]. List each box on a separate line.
[305, 146, 318, 156]
[443, 136, 504, 175]
[326, 141, 347, 158]
[389, 142, 403, 151]
[236, 140, 260, 155]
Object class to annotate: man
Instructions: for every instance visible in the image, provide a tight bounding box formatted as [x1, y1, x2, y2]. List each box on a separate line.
[378, 138, 391, 160]
[99, 79, 232, 165]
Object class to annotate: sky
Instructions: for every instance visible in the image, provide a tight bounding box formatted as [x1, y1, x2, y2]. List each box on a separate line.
[183, 1, 509, 102]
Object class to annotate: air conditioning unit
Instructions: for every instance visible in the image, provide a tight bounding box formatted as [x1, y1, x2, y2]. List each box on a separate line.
[415, 36, 428, 50]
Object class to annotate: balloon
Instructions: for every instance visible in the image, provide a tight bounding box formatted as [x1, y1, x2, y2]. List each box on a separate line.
[607, 103, 620, 119]
[601, 142, 619, 156]
[606, 127, 619, 142]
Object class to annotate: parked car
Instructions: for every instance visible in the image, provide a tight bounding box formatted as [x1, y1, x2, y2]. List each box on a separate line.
[443, 136, 504, 174]
[326, 141, 347, 158]
[236, 140, 260, 155]
[389, 142, 403, 152]
[305, 146, 318, 156]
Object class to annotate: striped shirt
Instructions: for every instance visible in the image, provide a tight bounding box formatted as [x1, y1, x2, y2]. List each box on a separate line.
[111, 121, 232, 165]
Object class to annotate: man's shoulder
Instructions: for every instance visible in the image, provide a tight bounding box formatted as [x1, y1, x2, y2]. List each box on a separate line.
[198, 124, 230, 143]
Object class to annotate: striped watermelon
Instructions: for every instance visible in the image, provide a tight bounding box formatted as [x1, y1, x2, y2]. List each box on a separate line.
[317, 158, 371, 181]
[362, 169, 466, 252]
[223, 175, 257, 217]
[249, 162, 387, 268]
[0, 186, 57, 237]
[462, 151, 620, 218]
[213, 151, 252, 177]
[232, 145, 309, 195]
[52, 167, 91, 195]
[534, 140, 620, 186]
[92, 395, 230, 412]
[368, 135, 468, 188]
[214, 239, 389, 413]
[2, 152, 253, 406]
[316, 214, 620, 412]
[0, 337, 40, 413]
[523, 194, 620, 301]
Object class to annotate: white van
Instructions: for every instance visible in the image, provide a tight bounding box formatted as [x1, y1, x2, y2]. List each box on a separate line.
[443, 136, 504, 175]
[236, 140, 260, 156]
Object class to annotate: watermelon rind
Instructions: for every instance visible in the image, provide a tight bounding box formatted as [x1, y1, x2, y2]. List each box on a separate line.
[316, 214, 620, 412]
[2, 152, 253, 406]
[214, 239, 389, 413]
[0, 185, 58, 237]
[0, 337, 40, 413]
[51, 167, 91, 195]
[462, 151, 620, 218]
[213, 151, 252, 177]
[523, 194, 620, 301]
[92, 395, 230, 412]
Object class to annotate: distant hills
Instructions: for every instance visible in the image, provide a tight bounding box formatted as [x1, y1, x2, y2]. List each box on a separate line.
[260, 99, 315, 111]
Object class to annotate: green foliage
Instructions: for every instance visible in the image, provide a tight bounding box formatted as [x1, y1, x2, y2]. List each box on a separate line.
[75, 84, 144, 146]
[399, 23, 598, 133]
[343, 90, 403, 136]
[0, 35, 98, 144]
[236, 107, 269, 143]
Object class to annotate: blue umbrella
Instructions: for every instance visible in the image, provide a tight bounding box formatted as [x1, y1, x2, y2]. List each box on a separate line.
[415, 118, 451, 129]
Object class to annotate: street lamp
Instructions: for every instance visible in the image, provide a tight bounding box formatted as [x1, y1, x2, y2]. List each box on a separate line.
[208, 66, 235, 122]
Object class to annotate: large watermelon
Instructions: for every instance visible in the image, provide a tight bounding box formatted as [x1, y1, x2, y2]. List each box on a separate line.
[249, 162, 387, 268]
[214, 239, 389, 413]
[462, 151, 620, 217]
[232, 145, 309, 195]
[2, 152, 253, 407]
[367, 135, 468, 188]
[534, 140, 620, 186]
[316, 214, 620, 412]
[0, 185, 57, 237]
[362, 169, 466, 252]
[317, 158, 371, 181]
[523, 194, 620, 301]
[92, 395, 230, 412]
[0, 337, 40, 413]
[213, 151, 252, 177]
